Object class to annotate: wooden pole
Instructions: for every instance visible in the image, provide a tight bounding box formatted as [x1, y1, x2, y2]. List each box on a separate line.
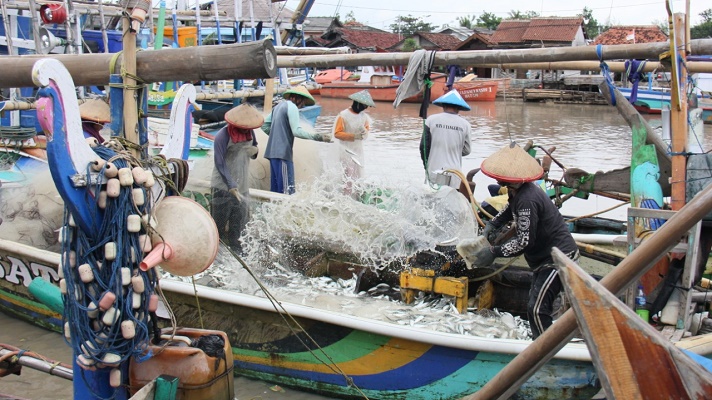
[670, 13, 688, 211]
[472, 61, 712, 73]
[121, 1, 149, 156]
[464, 183, 712, 400]
[274, 39, 712, 69]
[0, 40, 277, 88]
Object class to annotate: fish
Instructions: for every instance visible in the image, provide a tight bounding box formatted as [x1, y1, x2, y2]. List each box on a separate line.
[350, 156, 362, 167]
[344, 148, 357, 156]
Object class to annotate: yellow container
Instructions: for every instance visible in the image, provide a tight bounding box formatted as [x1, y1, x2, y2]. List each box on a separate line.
[156, 26, 198, 48]
[129, 328, 234, 399]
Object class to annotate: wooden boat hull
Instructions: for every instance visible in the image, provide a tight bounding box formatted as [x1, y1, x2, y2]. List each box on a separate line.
[555, 248, 712, 399]
[453, 81, 499, 101]
[320, 75, 448, 103]
[0, 238, 600, 400]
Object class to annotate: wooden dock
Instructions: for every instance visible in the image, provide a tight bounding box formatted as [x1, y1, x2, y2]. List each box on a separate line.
[522, 88, 608, 105]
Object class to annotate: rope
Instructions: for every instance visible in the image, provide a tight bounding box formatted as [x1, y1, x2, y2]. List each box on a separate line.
[468, 256, 521, 282]
[224, 244, 370, 399]
[445, 169, 487, 227]
[597, 44, 616, 106]
[60, 143, 161, 396]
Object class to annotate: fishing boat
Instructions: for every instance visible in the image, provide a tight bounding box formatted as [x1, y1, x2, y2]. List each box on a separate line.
[554, 248, 712, 399]
[320, 66, 449, 103]
[700, 97, 712, 124]
[617, 86, 672, 114]
[451, 75, 505, 102]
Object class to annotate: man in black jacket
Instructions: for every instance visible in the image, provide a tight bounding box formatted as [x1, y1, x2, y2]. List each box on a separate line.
[459, 142, 579, 339]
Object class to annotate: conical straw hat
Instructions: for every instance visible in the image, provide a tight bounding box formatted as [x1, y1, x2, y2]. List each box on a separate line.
[79, 99, 111, 123]
[481, 142, 543, 183]
[283, 85, 316, 106]
[433, 89, 470, 111]
[348, 89, 375, 107]
[224, 103, 264, 129]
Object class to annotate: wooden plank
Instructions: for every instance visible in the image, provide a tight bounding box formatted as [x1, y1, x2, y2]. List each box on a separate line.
[554, 248, 712, 400]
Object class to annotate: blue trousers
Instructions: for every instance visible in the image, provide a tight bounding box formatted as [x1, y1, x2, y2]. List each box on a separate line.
[269, 158, 295, 195]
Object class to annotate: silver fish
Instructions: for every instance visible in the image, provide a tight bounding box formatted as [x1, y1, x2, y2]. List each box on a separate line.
[350, 156, 363, 167]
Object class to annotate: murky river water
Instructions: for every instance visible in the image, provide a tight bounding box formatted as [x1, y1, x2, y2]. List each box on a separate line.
[1, 96, 710, 399]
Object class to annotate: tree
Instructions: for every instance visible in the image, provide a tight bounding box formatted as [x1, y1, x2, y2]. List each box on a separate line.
[458, 15, 476, 30]
[690, 8, 712, 38]
[402, 38, 420, 52]
[477, 12, 502, 30]
[578, 7, 601, 38]
[389, 15, 435, 36]
[344, 11, 357, 24]
[507, 10, 539, 20]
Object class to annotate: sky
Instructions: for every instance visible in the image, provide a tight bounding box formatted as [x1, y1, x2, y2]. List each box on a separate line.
[283, 0, 709, 32]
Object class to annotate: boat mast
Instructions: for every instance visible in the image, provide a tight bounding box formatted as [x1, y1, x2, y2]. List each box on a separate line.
[668, 5, 688, 211]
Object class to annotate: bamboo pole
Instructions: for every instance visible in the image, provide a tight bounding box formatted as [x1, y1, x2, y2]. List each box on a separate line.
[275, 39, 712, 69]
[670, 13, 688, 211]
[464, 184, 712, 400]
[0, 40, 277, 88]
[0, 88, 291, 112]
[0, 349, 73, 380]
[26, 0, 43, 52]
[275, 46, 350, 56]
[471, 61, 712, 73]
[121, 1, 149, 157]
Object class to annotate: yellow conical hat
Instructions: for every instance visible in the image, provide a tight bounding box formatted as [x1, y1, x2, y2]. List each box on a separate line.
[79, 99, 111, 123]
[224, 103, 264, 129]
[481, 142, 543, 183]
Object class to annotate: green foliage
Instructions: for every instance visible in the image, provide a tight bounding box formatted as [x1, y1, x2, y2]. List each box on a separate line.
[390, 15, 436, 35]
[344, 11, 357, 24]
[579, 7, 601, 38]
[458, 15, 476, 29]
[402, 38, 420, 52]
[691, 8, 712, 38]
[507, 10, 539, 20]
[477, 12, 502, 30]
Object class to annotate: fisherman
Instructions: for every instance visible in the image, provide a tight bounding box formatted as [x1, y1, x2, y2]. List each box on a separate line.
[458, 143, 579, 339]
[79, 98, 110, 144]
[332, 89, 374, 194]
[210, 103, 262, 253]
[419, 89, 472, 188]
[261, 85, 327, 194]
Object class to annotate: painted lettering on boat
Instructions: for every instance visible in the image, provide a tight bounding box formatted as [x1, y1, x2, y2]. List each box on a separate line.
[0, 255, 59, 287]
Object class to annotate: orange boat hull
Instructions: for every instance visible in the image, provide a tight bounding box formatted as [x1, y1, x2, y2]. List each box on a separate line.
[320, 74, 448, 103]
[452, 81, 499, 101]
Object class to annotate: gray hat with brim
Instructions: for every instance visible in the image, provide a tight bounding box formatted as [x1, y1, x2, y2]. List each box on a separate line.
[283, 85, 316, 106]
[348, 90, 375, 107]
[481, 142, 544, 183]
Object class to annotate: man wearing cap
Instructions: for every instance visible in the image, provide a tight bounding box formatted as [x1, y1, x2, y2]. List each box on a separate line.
[79, 98, 110, 144]
[419, 89, 471, 188]
[262, 85, 326, 194]
[210, 103, 262, 253]
[332, 89, 374, 193]
[458, 143, 579, 339]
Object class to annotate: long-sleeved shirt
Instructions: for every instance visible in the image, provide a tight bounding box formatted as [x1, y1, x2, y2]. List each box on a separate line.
[210, 126, 256, 193]
[262, 100, 316, 161]
[419, 111, 471, 187]
[489, 182, 578, 269]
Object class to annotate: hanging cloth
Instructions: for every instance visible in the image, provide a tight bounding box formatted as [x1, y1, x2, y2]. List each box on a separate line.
[625, 59, 647, 103]
[393, 49, 436, 118]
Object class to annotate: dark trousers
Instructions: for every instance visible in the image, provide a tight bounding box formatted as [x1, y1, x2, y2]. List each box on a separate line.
[527, 250, 579, 339]
[210, 188, 249, 253]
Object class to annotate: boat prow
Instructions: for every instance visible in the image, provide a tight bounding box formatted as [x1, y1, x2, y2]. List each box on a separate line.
[554, 248, 712, 399]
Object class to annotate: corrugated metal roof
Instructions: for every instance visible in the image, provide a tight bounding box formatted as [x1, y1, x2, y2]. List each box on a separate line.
[591, 25, 668, 45]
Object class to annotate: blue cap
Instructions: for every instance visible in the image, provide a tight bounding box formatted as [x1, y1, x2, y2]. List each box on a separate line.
[433, 89, 470, 111]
